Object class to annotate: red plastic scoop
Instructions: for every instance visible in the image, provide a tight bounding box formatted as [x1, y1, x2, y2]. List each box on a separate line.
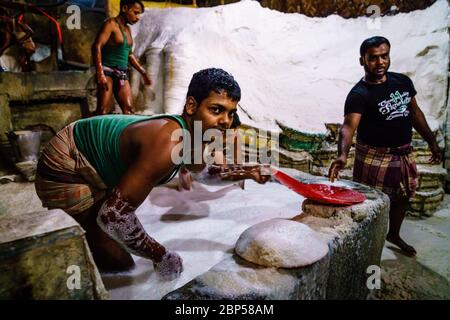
[271, 168, 366, 205]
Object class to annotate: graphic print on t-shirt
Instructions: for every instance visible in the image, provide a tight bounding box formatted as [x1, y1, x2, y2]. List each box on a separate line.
[378, 90, 411, 121]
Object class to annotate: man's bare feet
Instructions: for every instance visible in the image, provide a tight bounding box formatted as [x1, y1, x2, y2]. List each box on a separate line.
[386, 234, 417, 257]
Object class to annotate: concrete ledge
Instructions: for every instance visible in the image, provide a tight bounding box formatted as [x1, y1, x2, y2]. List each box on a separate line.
[0, 209, 108, 299]
[410, 188, 445, 217]
[0, 71, 95, 101]
[416, 165, 447, 191]
[163, 171, 389, 300]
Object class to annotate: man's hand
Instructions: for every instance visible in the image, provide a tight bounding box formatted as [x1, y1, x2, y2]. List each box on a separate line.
[328, 155, 347, 182]
[429, 143, 442, 164]
[248, 166, 271, 184]
[142, 72, 152, 86]
[153, 251, 184, 281]
[178, 167, 193, 191]
[97, 73, 109, 91]
[217, 164, 271, 184]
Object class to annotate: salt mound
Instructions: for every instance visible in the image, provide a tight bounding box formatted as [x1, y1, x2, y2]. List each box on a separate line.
[131, 0, 449, 133]
[235, 218, 329, 268]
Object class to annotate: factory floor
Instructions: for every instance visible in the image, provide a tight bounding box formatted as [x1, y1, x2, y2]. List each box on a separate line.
[0, 176, 449, 300]
[375, 197, 450, 299]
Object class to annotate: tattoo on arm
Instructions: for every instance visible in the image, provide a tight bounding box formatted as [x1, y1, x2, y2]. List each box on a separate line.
[96, 189, 166, 262]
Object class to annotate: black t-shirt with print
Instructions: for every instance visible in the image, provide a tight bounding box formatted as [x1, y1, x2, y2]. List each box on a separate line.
[344, 72, 417, 147]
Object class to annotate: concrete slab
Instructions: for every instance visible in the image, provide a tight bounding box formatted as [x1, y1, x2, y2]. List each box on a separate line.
[0, 209, 108, 299]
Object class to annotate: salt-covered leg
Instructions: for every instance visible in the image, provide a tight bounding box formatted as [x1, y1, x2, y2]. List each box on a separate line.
[96, 189, 183, 279]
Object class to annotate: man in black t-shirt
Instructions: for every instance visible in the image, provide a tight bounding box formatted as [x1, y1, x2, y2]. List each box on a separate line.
[328, 36, 441, 257]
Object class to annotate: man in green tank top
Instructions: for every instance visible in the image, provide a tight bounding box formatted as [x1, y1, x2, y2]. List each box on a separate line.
[92, 0, 151, 115]
[35, 68, 270, 279]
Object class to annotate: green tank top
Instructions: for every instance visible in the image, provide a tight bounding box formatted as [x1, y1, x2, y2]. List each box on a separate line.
[101, 18, 132, 69]
[73, 114, 188, 189]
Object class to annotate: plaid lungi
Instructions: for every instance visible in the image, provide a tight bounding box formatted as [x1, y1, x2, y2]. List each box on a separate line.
[35, 123, 107, 215]
[353, 140, 417, 202]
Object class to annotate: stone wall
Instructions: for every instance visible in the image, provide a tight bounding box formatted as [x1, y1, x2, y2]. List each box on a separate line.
[0, 71, 96, 170]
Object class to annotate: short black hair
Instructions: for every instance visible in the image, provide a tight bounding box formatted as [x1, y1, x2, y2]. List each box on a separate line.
[360, 36, 390, 57]
[120, 0, 144, 12]
[186, 68, 241, 106]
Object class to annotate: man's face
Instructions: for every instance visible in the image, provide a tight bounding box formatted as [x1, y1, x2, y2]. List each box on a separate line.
[187, 90, 238, 134]
[123, 3, 143, 25]
[360, 43, 390, 80]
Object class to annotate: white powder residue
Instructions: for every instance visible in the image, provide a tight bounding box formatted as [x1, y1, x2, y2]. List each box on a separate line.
[101, 180, 303, 299]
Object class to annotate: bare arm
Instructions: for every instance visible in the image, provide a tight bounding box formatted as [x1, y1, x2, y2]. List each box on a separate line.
[409, 97, 442, 164]
[328, 113, 361, 182]
[128, 53, 144, 74]
[129, 52, 152, 85]
[97, 129, 176, 260]
[96, 122, 183, 278]
[92, 20, 113, 90]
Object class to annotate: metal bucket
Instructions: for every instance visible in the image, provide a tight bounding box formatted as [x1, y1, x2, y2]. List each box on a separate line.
[5, 130, 42, 162]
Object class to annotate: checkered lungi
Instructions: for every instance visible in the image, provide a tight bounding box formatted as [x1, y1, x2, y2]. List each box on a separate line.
[35, 123, 107, 215]
[353, 140, 417, 202]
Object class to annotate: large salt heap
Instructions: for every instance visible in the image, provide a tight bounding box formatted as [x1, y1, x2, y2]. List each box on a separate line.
[130, 0, 449, 133]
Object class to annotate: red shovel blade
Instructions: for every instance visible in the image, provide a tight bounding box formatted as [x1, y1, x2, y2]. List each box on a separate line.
[272, 168, 366, 205]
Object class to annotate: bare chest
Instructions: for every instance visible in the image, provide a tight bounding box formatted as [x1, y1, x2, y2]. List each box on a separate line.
[108, 26, 132, 47]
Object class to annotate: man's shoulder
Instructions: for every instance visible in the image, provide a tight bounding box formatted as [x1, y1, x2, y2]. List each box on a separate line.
[101, 18, 116, 29]
[348, 79, 368, 97]
[388, 71, 413, 83]
[135, 117, 184, 146]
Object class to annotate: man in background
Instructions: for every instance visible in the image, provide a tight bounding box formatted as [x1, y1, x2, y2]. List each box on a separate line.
[329, 36, 441, 257]
[92, 0, 151, 115]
